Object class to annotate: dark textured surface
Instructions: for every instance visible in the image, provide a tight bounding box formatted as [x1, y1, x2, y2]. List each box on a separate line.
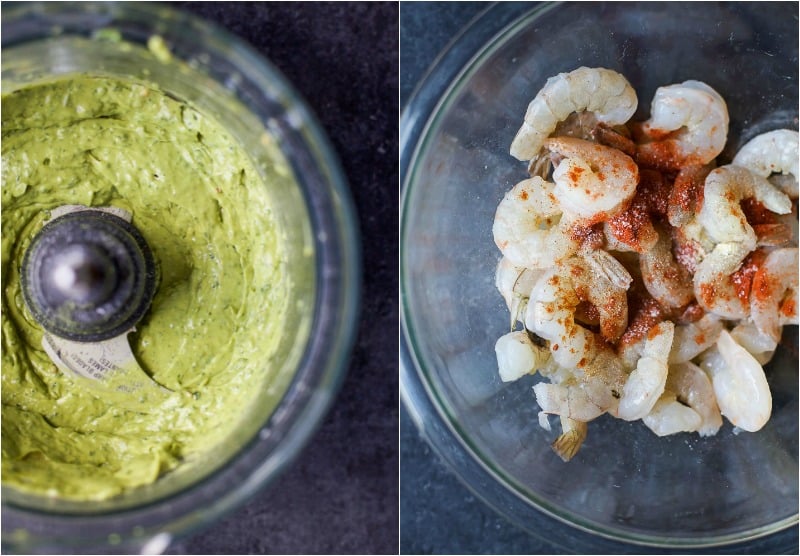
[166, 2, 398, 555]
[400, 2, 798, 555]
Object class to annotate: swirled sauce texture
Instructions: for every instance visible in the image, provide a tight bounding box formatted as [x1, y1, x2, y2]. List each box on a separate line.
[1, 76, 288, 500]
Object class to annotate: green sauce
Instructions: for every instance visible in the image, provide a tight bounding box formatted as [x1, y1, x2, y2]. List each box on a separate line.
[1, 75, 289, 500]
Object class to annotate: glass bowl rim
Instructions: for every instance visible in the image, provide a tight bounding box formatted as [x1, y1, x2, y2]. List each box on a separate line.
[400, 1, 798, 549]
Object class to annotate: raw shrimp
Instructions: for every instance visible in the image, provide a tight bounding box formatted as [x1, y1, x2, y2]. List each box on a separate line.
[616, 321, 675, 422]
[668, 313, 723, 364]
[493, 177, 576, 268]
[637, 80, 729, 170]
[510, 67, 638, 161]
[665, 361, 723, 436]
[494, 330, 550, 383]
[544, 136, 639, 223]
[733, 129, 799, 198]
[604, 168, 669, 253]
[525, 254, 630, 366]
[730, 321, 778, 366]
[495, 257, 543, 328]
[640, 225, 694, 309]
[668, 163, 714, 227]
[525, 267, 594, 369]
[693, 165, 792, 317]
[642, 392, 702, 437]
[750, 247, 799, 342]
[698, 330, 772, 432]
[534, 381, 605, 422]
[534, 348, 628, 423]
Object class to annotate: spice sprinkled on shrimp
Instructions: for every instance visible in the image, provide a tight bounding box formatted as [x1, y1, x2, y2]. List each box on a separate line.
[493, 66, 797, 461]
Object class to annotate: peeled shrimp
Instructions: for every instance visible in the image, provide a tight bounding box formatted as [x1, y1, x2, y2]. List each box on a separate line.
[642, 392, 702, 437]
[495, 257, 543, 328]
[616, 321, 675, 422]
[525, 254, 630, 368]
[750, 247, 799, 342]
[637, 80, 729, 169]
[668, 313, 723, 364]
[493, 177, 576, 268]
[534, 347, 628, 423]
[665, 361, 723, 436]
[495, 330, 550, 383]
[640, 225, 694, 309]
[733, 129, 799, 198]
[693, 165, 792, 317]
[510, 66, 638, 161]
[698, 330, 772, 432]
[534, 381, 606, 422]
[544, 136, 639, 222]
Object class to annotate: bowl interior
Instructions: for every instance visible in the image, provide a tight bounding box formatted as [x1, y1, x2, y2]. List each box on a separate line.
[402, 2, 798, 546]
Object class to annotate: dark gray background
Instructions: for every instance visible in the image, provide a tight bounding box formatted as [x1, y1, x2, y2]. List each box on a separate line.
[166, 3, 398, 554]
[399, 2, 798, 554]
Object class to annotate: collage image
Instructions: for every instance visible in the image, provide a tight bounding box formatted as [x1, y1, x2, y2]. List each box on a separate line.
[1, 2, 798, 555]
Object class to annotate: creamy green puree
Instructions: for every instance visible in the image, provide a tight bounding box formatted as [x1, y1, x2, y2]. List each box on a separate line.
[2, 75, 288, 500]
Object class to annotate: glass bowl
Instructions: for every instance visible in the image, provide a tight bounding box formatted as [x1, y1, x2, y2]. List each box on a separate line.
[401, 2, 798, 550]
[2, 2, 360, 553]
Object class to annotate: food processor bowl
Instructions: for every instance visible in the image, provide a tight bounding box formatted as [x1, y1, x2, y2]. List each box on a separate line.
[2, 2, 360, 552]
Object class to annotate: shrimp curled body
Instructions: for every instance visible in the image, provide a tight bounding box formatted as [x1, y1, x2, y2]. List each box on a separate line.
[637, 80, 729, 169]
[733, 129, 799, 199]
[750, 247, 799, 342]
[510, 67, 637, 161]
[545, 136, 639, 223]
[493, 177, 576, 268]
[525, 255, 630, 365]
[693, 165, 792, 318]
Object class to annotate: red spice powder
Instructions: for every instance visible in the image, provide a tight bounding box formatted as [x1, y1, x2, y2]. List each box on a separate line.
[636, 140, 685, 172]
[741, 198, 778, 225]
[569, 223, 605, 250]
[638, 169, 671, 217]
[619, 295, 664, 347]
[606, 196, 656, 252]
[679, 303, 705, 323]
[671, 230, 701, 274]
[568, 166, 585, 183]
[752, 268, 776, 303]
[781, 297, 796, 318]
[670, 163, 711, 216]
[694, 333, 706, 345]
[698, 282, 717, 310]
[730, 249, 768, 304]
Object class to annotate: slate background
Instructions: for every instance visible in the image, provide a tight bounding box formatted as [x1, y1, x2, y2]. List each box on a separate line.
[399, 1, 798, 555]
[165, 2, 399, 555]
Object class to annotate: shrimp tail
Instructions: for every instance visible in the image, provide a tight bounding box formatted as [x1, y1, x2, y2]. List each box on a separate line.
[551, 417, 588, 462]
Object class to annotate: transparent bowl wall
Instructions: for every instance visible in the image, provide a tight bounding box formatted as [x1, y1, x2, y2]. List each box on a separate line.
[401, 2, 798, 549]
[2, 2, 359, 553]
